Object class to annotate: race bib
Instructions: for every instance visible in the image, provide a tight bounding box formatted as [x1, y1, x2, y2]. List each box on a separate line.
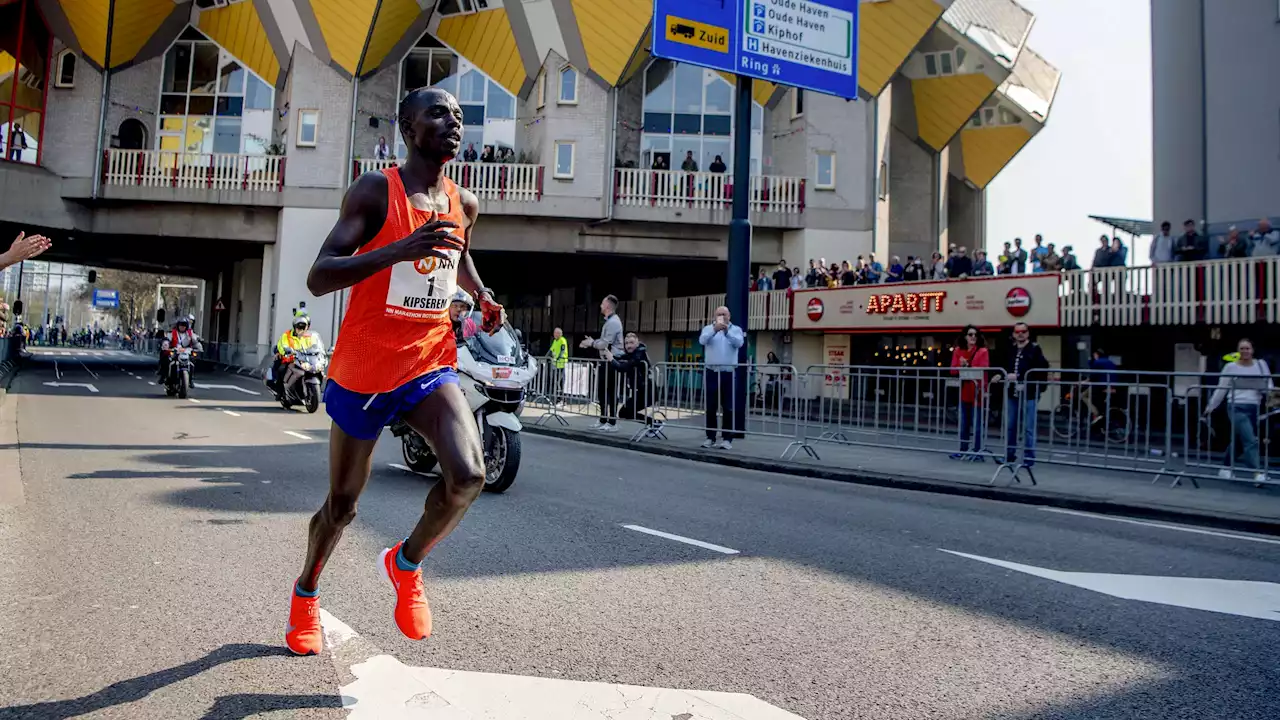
[384, 246, 459, 321]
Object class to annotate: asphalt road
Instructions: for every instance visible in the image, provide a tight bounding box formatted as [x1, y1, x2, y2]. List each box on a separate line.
[1, 348, 1277, 719]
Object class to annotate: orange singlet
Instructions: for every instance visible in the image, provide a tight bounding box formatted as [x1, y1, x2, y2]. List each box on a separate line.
[326, 167, 465, 394]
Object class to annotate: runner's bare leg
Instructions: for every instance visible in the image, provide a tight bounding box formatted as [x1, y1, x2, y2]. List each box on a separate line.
[399, 382, 486, 564]
[297, 426, 379, 592]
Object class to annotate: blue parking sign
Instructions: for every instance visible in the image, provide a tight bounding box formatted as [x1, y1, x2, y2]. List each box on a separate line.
[652, 0, 859, 101]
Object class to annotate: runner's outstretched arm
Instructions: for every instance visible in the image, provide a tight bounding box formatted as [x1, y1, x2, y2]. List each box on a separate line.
[307, 173, 463, 296]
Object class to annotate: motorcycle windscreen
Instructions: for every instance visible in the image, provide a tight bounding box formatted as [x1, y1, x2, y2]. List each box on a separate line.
[460, 311, 522, 366]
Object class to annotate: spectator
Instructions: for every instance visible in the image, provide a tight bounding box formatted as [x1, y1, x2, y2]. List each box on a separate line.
[462, 143, 479, 162]
[709, 155, 727, 173]
[681, 151, 698, 172]
[1091, 235, 1112, 268]
[1030, 235, 1048, 272]
[755, 269, 773, 291]
[865, 253, 884, 283]
[698, 306, 745, 450]
[652, 154, 669, 170]
[946, 247, 973, 279]
[826, 264, 840, 288]
[1108, 236, 1128, 266]
[1174, 219, 1207, 262]
[950, 325, 990, 461]
[996, 322, 1049, 467]
[855, 257, 869, 284]
[885, 256, 905, 282]
[805, 259, 821, 288]
[1249, 218, 1279, 257]
[1081, 348, 1119, 424]
[903, 256, 923, 282]
[1151, 221, 1175, 264]
[580, 294, 624, 432]
[480, 145, 495, 162]
[374, 136, 392, 160]
[1040, 243, 1062, 272]
[607, 332, 652, 424]
[547, 327, 568, 398]
[930, 252, 947, 280]
[772, 260, 792, 290]
[1203, 338, 1273, 484]
[1010, 238, 1028, 274]
[971, 250, 994, 276]
[840, 261, 856, 286]
[1220, 227, 1249, 258]
[1061, 245, 1081, 271]
[997, 242, 1014, 274]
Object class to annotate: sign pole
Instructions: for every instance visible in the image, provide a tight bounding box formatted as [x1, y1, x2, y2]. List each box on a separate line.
[728, 74, 753, 424]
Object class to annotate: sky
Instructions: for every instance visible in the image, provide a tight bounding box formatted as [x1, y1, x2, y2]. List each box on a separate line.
[984, 0, 1153, 268]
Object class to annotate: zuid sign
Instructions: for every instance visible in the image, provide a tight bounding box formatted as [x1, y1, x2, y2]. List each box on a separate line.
[652, 0, 859, 100]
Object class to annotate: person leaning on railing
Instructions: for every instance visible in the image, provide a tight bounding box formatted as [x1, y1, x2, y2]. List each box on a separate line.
[950, 325, 991, 462]
[1202, 338, 1275, 484]
[606, 332, 652, 425]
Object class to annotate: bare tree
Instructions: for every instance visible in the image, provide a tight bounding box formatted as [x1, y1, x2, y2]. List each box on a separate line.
[75, 270, 199, 329]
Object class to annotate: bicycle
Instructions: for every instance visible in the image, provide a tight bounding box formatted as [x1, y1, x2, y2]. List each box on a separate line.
[1052, 384, 1130, 444]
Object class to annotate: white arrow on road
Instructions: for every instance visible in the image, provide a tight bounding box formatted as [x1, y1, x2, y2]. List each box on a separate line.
[943, 550, 1280, 622]
[43, 382, 99, 393]
[199, 384, 261, 396]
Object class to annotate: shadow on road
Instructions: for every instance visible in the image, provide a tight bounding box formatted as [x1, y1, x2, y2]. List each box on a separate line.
[0, 644, 342, 720]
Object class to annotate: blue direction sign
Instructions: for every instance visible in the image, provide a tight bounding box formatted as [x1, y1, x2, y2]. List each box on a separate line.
[92, 289, 120, 308]
[652, 0, 858, 100]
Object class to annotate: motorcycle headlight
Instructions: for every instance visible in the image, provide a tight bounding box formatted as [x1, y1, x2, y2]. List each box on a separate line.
[301, 362, 311, 371]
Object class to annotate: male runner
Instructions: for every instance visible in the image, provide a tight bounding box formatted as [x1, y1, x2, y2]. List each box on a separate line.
[285, 87, 504, 656]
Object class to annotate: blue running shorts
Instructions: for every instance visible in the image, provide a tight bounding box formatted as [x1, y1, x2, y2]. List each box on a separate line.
[323, 367, 459, 440]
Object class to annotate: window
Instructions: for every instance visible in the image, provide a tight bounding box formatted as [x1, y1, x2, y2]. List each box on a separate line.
[816, 152, 835, 190]
[435, 0, 478, 14]
[553, 141, 575, 179]
[54, 50, 76, 88]
[640, 59, 762, 173]
[297, 109, 319, 147]
[923, 51, 957, 77]
[156, 28, 275, 156]
[878, 160, 888, 199]
[399, 36, 519, 162]
[0, 0, 52, 165]
[791, 88, 804, 118]
[558, 66, 578, 104]
[536, 71, 545, 109]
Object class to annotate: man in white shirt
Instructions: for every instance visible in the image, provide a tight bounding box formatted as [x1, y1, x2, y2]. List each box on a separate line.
[1249, 218, 1279, 257]
[698, 306, 745, 450]
[1150, 221, 1174, 264]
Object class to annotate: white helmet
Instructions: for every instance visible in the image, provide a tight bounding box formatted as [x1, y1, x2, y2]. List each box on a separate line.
[450, 289, 474, 311]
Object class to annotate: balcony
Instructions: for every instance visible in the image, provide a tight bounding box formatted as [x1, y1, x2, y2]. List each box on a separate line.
[612, 169, 806, 227]
[102, 149, 285, 192]
[353, 159, 544, 203]
[1060, 256, 1280, 327]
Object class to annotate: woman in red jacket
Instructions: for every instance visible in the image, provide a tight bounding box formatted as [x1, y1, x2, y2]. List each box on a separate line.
[950, 325, 990, 460]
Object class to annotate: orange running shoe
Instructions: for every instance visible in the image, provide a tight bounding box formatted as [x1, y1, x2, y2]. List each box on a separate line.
[379, 541, 433, 640]
[285, 585, 323, 656]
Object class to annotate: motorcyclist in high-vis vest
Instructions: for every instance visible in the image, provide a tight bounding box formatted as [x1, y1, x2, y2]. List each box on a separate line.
[269, 313, 325, 397]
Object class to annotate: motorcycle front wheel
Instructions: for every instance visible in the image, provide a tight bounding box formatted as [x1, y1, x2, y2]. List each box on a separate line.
[483, 428, 520, 494]
[304, 383, 321, 414]
[178, 369, 190, 399]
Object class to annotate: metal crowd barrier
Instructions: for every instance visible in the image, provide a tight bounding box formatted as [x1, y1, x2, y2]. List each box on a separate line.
[795, 364, 1007, 465]
[999, 368, 1278, 488]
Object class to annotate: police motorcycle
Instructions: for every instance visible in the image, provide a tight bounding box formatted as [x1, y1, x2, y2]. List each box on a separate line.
[277, 344, 327, 413]
[391, 291, 536, 494]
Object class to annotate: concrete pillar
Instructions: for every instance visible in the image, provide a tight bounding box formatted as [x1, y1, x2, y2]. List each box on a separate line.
[887, 127, 937, 265]
[273, 208, 340, 346]
[782, 228, 873, 270]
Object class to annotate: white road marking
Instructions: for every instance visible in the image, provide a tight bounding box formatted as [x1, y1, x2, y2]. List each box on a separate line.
[59, 351, 70, 356]
[147, 382, 156, 386]
[75, 358, 99, 380]
[188, 398, 202, 404]
[941, 549, 1280, 622]
[42, 382, 99, 393]
[317, 610, 805, 719]
[200, 383, 261, 396]
[388, 462, 434, 477]
[222, 410, 241, 417]
[621, 524, 740, 555]
[1040, 507, 1280, 546]
[284, 431, 312, 441]
[53, 360, 61, 380]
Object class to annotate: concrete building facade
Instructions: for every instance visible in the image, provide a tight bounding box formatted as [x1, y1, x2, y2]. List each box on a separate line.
[0, 0, 1059, 352]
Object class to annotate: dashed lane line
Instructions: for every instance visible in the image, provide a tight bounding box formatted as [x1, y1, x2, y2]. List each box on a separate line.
[621, 524, 740, 555]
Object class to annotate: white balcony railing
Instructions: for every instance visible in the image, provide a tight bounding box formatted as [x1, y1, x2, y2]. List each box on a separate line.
[353, 158, 544, 202]
[614, 169, 806, 214]
[1059, 256, 1280, 327]
[102, 149, 284, 191]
